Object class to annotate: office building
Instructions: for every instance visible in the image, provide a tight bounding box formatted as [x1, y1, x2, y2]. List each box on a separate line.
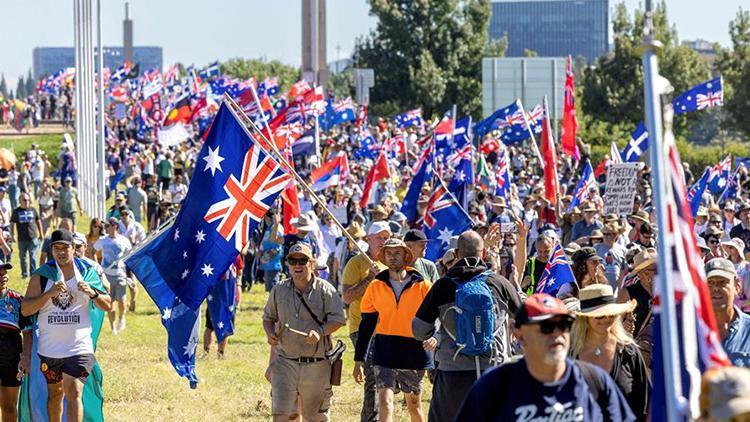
[32, 46, 162, 79]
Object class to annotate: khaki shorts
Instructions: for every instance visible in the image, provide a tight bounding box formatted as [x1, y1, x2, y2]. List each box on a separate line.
[271, 357, 332, 421]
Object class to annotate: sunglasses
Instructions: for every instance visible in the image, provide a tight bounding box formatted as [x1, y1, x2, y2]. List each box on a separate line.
[536, 318, 574, 335]
[287, 257, 310, 266]
[708, 238, 720, 245]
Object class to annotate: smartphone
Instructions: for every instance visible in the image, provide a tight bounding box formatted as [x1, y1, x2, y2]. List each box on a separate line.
[500, 223, 517, 234]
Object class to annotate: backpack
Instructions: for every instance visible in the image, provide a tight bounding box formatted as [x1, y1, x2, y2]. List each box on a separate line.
[449, 270, 503, 378]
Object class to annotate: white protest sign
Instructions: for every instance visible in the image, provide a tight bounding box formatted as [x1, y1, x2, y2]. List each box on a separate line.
[603, 163, 642, 216]
[157, 123, 190, 147]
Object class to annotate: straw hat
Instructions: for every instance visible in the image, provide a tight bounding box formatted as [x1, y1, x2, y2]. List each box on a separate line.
[346, 222, 366, 239]
[631, 247, 657, 275]
[291, 214, 315, 232]
[630, 210, 649, 224]
[575, 284, 636, 318]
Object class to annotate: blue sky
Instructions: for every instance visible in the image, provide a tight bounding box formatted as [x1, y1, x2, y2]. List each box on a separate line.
[0, 0, 746, 82]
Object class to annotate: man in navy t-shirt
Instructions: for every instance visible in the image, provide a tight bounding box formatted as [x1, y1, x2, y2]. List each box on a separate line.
[455, 294, 635, 421]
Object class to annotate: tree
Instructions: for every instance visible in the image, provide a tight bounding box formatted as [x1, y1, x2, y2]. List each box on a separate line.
[220, 58, 299, 93]
[329, 69, 354, 99]
[25, 70, 35, 97]
[523, 49, 538, 57]
[580, 2, 709, 144]
[486, 34, 508, 57]
[15, 76, 26, 99]
[0, 74, 7, 97]
[715, 8, 750, 140]
[353, 0, 491, 118]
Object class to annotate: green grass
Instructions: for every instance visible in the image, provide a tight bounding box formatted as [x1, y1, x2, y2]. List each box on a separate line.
[6, 246, 432, 421]
[2, 133, 67, 168]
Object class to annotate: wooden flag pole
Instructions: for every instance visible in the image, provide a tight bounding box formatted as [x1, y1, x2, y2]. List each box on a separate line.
[223, 94, 374, 265]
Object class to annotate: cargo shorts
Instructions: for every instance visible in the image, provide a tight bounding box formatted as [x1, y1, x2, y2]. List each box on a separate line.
[271, 356, 332, 422]
[373, 366, 425, 395]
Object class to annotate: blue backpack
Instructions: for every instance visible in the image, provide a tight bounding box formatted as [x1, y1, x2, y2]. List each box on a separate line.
[453, 271, 496, 357]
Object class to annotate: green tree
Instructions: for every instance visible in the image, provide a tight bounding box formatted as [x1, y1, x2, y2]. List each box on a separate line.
[486, 34, 508, 57]
[715, 8, 750, 140]
[15, 76, 26, 99]
[220, 58, 299, 93]
[0, 74, 7, 97]
[25, 70, 35, 96]
[353, 0, 491, 118]
[580, 2, 709, 144]
[523, 49, 538, 57]
[329, 69, 354, 99]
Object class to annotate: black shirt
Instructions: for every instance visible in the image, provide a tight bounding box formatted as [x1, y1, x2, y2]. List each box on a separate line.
[10, 207, 40, 241]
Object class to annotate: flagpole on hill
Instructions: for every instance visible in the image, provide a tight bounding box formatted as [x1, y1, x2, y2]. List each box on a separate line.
[642, 0, 681, 419]
[223, 94, 374, 265]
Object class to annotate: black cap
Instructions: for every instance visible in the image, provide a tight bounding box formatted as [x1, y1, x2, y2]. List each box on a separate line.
[571, 247, 600, 263]
[403, 229, 427, 242]
[50, 229, 73, 245]
[0, 256, 12, 270]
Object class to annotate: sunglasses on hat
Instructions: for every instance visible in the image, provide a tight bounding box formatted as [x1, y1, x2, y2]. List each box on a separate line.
[536, 317, 574, 335]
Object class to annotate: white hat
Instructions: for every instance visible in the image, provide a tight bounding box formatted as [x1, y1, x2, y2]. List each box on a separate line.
[367, 221, 392, 236]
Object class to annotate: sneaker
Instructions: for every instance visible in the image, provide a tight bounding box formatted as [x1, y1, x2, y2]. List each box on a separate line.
[117, 319, 126, 332]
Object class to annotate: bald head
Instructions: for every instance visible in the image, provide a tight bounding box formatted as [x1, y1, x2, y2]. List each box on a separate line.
[457, 230, 484, 259]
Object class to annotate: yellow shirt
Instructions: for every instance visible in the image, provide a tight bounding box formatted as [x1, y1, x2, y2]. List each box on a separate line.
[342, 253, 387, 334]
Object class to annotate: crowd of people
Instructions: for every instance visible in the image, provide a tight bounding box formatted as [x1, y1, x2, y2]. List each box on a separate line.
[0, 71, 750, 422]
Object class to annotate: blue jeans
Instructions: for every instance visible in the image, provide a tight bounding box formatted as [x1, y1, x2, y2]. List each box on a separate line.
[263, 270, 280, 292]
[7, 184, 19, 210]
[18, 238, 41, 277]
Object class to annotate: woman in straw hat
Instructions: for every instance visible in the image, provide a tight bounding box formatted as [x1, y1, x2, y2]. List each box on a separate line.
[570, 284, 650, 421]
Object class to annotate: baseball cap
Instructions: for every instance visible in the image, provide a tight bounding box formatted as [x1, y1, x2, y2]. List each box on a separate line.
[705, 258, 737, 280]
[287, 243, 314, 260]
[0, 186, 6, 193]
[72, 232, 87, 246]
[367, 221, 392, 236]
[50, 229, 74, 245]
[403, 229, 427, 242]
[0, 256, 12, 270]
[514, 294, 575, 328]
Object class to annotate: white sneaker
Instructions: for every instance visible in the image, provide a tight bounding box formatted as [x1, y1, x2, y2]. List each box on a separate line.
[111, 325, 119, 335]
[117, 319, 126, 332]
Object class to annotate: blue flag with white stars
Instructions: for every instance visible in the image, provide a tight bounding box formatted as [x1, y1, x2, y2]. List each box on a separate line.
[422, 180, 473, 261]
[126, 102, 291, 385]
[207, 265, 238, 343]
[673, 77, 723, 115]
[473, 99, 533, 144]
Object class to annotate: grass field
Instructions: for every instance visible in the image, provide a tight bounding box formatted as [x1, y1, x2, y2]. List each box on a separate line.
[6, 232, 432, 421]
[2, 133, 68, 168]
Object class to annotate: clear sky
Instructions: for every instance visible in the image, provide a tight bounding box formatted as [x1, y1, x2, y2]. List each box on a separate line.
[0, 0, 746, 83]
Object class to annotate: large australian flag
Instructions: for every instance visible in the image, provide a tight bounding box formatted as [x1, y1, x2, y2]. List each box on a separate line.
[126, 102, 291, 385]
[473, 99, 532, 144]
[422, 180, 473, 261]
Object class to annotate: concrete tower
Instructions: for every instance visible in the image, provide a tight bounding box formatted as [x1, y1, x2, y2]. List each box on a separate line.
[123, 2, 133, 63]
[301, 0, 327, 92]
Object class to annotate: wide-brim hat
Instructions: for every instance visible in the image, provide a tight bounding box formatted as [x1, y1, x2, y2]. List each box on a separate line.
[630, 210, 649, 224]
[575, 284, 637, 318]
[291, 214, 315, 232]
[346, 222, 366, 239]
[582, 202, 597, 212]
[631, 247, 657, 275]
[377, 238, 414, 264]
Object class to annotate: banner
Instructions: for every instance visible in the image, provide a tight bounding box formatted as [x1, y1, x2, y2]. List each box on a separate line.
[157, 123, 191, 147]
[603, 163, 641, 216]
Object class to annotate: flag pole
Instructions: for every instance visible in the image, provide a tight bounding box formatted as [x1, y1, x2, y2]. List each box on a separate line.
[641, 0, 681, 419]
[223, 94, 374, 266]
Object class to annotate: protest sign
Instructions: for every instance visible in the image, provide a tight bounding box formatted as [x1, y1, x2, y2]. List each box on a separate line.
[603, 163, 642, 216]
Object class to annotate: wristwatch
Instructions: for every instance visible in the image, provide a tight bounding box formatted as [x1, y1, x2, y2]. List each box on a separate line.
[89, 290, 100, 300]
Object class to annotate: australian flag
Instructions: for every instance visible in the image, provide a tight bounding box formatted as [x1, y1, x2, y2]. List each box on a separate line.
[258, 77, 279, 97]
[568, 162, 596, 212]
[495, 145, 512, 199]
[673, 77, 723, 115]
[435, 116, 472, 153]
[535, 243, 575, 296]
[126, 103, 292, 385]
[394, 109, 423, 129]
[206, 265, 239, 344]
[525, 104, 544, 135]
[473, 99, 532, 144]
[446, 145, 474, 211]
[687, 168, 710, 218]
[353, 128, 380, 160]
[707, 155, 731, 195]
[719, 162, 745, 203]
[422, 180, 474, 261]
[401, 146, 434, 224]
[621, 122, 649, 162]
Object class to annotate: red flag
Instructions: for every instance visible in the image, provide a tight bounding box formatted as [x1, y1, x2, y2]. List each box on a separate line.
[561, 55, 579, 159]
[540, 97, 559, 205]
[593, 157, 609, 179]
[281, 149, 301, 235]
[359, 150, 390, 209]
[356, 104, 368, 129]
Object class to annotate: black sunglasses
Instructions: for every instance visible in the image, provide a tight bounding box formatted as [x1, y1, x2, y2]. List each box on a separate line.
[537, 318, 574, 335]
[708, 238, 720, 245]
[288, 257, 310, 266]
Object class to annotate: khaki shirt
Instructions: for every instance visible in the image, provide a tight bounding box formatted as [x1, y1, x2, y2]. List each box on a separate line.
[263, 277, 346, 359]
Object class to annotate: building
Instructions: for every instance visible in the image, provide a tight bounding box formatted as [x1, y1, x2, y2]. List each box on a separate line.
[682, 39, 718, 66]
[32, 46, 163, 79]
[328, 58, 352, 75]
[482, 57, 566, 121]
[489, 0, 609, 63]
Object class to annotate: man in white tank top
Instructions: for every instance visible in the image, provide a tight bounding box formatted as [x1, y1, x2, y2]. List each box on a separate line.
[20, 229, 111, 422]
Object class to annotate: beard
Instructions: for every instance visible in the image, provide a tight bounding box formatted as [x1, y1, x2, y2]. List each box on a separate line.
[543, 346, 568, 365]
